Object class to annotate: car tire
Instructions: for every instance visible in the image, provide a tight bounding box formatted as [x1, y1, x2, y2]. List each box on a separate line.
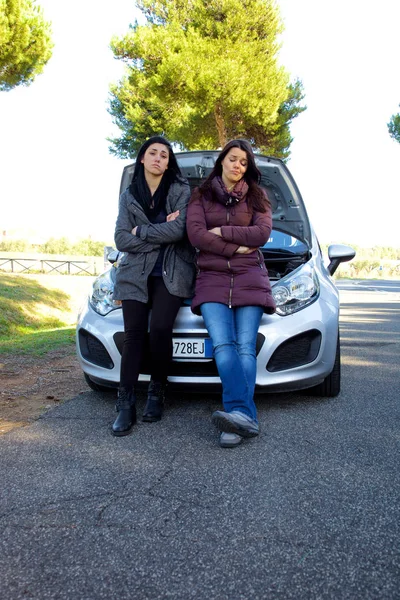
[84, 373, 114, 393]
[307, 334, 341, 397]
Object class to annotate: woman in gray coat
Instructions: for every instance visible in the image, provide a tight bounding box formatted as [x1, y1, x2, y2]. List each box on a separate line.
[112, 136, 195, 436]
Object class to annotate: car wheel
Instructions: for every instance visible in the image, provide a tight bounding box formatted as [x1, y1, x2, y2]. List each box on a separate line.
[307, 334, 341, 397]
[84, 373, 114, 393]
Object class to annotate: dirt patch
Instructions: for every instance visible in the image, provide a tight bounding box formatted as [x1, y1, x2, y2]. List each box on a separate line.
[0, 274, 106, 435]
[0, 347, 95, 435]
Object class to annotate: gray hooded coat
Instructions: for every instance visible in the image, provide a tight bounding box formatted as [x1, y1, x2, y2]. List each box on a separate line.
[113, 179, 196, 303]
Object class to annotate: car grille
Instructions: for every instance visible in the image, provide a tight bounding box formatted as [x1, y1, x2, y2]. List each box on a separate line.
[266, 330, 321, 372]
[112, 332, 265, 378]
[78, 329, 114, 369]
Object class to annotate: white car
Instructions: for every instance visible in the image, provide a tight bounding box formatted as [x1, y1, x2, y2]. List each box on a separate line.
[76, 151, 355, 397]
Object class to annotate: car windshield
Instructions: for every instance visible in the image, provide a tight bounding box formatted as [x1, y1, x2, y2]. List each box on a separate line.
[262, 230, 308, 254]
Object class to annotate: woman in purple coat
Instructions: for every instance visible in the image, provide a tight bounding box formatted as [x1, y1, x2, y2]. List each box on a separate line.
[187, 139, 275, 448]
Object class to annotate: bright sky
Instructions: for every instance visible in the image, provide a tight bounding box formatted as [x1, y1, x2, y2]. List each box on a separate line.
[1, 0, 399, 247]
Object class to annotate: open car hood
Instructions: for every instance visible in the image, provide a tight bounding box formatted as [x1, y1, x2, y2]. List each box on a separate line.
[120, 151, 312, 246]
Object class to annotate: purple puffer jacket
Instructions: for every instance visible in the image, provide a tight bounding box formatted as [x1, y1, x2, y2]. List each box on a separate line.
[187, 186, 276, 315]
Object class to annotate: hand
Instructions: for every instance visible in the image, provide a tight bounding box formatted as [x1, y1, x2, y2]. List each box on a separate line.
[209, 227, 222, 236]
[167, 210, 180, 222]
[131, 226, 137, 235]
[235, 246, 257, 254]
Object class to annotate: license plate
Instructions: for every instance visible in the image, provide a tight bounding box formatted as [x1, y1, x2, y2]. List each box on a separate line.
[173, 338, 213, 359]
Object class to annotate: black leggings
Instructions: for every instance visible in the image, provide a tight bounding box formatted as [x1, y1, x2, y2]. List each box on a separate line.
[120, 277, 182, 388]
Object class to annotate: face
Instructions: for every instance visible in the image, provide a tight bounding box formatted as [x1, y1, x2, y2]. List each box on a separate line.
[141, 143, 170, 177]
[221, 147, 248, 188]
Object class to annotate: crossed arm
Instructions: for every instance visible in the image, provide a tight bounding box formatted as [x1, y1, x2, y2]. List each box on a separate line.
[212, 208, 272, 250]
[114, 194, 160, 253]
[187, 194, 271, 256]
[186, 195, 240, 257]
[133, 184, 191, 245]
[114, 184, 190, 253]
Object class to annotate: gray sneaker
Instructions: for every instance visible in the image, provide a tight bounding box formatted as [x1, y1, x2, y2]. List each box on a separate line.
[219, 432, 243, 448]
[212, 410, 259, 438]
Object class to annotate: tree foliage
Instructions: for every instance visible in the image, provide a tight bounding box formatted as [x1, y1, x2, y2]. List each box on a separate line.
[108, 0, 306, 160]
[388, 106, 400, 144]
[0, 0, 53, 91]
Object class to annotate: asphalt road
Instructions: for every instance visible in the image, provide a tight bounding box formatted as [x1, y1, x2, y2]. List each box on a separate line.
[1, 280, 399, 599]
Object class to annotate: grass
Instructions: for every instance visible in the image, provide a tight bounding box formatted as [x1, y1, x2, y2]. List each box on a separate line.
[0, 274, 77, 355]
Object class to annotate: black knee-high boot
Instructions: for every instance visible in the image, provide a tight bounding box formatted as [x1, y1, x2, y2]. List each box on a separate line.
[142, 381, 166, 422]
[112, 387, 136, 436]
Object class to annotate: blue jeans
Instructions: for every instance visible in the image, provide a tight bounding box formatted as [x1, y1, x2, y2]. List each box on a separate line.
[201, 303, 264, 422]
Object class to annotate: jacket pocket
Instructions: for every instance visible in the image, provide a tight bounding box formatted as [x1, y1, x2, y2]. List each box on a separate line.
[118, 252, 146, 273]
[175, 240, 196, 264]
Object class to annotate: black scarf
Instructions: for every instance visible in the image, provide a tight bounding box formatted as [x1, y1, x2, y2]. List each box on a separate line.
[130, 170, 171, 218]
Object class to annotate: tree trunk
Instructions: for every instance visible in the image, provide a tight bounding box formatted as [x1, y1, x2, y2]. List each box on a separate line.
[214, 104, 227, 148]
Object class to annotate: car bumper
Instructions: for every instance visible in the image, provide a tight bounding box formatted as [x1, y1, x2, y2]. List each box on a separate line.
[76, 290, 339, 393]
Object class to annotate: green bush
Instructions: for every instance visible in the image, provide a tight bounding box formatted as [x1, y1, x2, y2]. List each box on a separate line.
[0, 237, 111, 256]
[71, 239, 106, 256]
[41, 237, 71, 254]
[0, 239, 29, 252]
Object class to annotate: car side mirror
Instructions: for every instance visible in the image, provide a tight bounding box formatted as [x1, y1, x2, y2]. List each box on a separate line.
[327, 244, 356, 276]
[107, 249, 120, 265]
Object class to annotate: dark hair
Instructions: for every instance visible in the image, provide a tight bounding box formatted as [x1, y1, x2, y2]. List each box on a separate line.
[200, 139, 269, 212]
[132, 135, 182, 186]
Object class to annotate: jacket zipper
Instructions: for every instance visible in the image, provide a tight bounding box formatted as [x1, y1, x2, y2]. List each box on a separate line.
[226, 208, 234, 306]
[163, 245, 168, 278]
[228, 275, 234, 308]
[141, 254, 147, 275]
[227, 260, 234, 308]
[162, 246, 175, 281]
[167, 252, 176, 282]
[257, 249, 264, 269]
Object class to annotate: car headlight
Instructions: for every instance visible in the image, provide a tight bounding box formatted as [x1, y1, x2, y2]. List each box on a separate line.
[272, 264, 320, 316]
[89, 269, 121, 316]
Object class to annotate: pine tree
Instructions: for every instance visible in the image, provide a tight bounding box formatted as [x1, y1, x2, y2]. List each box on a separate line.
[388, 106, 400, 144]
[0, 0, 53, 91]
[108, 0, 305, 160]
